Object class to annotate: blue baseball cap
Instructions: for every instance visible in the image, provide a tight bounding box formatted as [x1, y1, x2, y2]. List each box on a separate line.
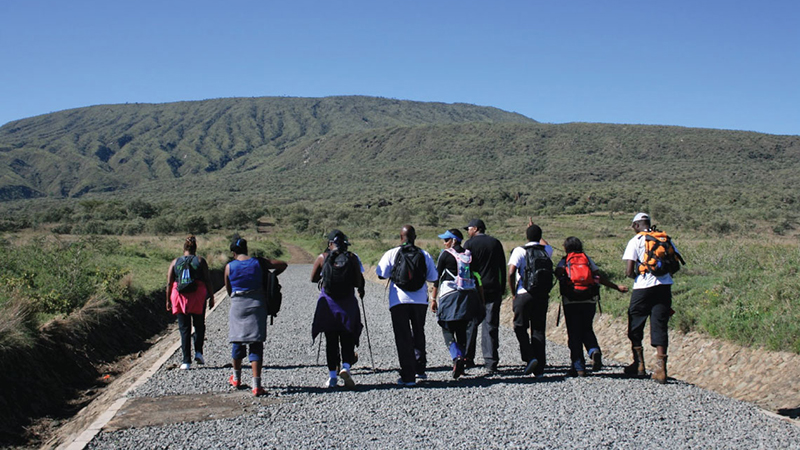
[438, 230, 461, 242]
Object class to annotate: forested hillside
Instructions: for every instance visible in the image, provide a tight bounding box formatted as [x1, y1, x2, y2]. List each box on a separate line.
[1, 96, 799, 235]
[0, 96, 534, 199]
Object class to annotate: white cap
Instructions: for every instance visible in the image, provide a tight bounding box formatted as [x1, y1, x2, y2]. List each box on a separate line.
[632, 212, 650, 223]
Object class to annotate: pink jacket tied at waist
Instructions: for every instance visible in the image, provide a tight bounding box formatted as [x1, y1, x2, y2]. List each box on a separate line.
[170, 281, 208, 315]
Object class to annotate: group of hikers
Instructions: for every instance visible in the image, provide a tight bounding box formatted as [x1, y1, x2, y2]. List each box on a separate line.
[166, 213, 683, 396]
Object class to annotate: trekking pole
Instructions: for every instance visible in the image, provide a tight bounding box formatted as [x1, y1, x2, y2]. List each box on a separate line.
[315, 337, 322, 366]
[359, 294, 376, 373]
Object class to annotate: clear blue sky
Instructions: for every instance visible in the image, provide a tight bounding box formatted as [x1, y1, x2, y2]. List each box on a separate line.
[1, 1, 798, 135]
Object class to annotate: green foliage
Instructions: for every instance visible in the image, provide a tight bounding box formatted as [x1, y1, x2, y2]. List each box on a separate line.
[183, 215, 209, 235]
[0, 238, 130, 315]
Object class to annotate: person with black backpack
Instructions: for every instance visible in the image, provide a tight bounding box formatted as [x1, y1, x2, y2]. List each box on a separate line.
[430, 228, 485, 379]
[507, 223, 553, 378]
[376, 225, 438, 387]
[166, 236, 215, 371]
[555, 236, 628, 377]
[310, 230, 365, 389]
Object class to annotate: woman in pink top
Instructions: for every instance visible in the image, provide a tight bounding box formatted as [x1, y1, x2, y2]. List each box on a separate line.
[166, 236, 215, 370]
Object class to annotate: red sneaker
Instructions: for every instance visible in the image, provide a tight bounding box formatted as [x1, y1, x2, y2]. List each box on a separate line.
[252, 386, 267, 397]
[229, 375, 241, 389]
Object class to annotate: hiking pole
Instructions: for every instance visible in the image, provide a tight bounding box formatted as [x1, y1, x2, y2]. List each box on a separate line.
[359, 293, 376, 373]
[316, 337, 322, 366]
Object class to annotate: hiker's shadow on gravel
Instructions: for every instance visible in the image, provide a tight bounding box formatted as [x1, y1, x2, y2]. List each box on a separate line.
[778, 407, 800, 419]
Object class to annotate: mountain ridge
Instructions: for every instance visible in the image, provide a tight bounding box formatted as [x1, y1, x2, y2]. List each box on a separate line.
[0, 96, 535, 200]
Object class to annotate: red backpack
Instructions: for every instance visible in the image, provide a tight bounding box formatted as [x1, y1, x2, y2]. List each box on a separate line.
[559, 252, 599, 301]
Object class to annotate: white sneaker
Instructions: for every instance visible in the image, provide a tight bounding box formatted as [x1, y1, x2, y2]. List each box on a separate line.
[194, 353, 205, 365]
[339, 368, 355, 388]
[397, 378, 416, 387]
[324, 377, 338, 388]
[179, 363, 191, 370]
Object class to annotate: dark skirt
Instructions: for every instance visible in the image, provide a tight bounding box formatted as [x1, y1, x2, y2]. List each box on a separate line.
[311, 288, 363, 344]
[437, 289, 482, 325]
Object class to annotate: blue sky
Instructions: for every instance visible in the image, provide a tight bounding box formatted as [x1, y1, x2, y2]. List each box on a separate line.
[1, 1, 798, 135]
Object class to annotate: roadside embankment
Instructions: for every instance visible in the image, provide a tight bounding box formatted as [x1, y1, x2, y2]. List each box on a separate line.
[0, 270, 224, 447]
[500, 302, 800, 415]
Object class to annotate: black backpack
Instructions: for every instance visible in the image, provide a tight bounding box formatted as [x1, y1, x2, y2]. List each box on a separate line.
[258, 258, 282, 323]
[391, 245, 428, 292]
[522, 245, 554, 296]
[321, 250, 357, 298]
[174, 255, 200, 293]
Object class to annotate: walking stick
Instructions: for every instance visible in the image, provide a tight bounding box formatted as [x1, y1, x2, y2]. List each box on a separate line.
[315, 336, 322, 366]
[359, 293, 376, 373]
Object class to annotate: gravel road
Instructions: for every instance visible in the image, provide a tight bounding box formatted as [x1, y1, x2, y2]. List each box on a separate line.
[88, 264, 800, 449]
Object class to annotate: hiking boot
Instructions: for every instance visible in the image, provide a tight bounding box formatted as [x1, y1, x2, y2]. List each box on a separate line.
[228, 375, 242, 389]
[652, 354, 668, 384]
[194, 353, 205, 365]
[590, 350, 602, 371]
[453, 358, 466, 379]
[252, 387, 268, 397]
[623, 346, 646, 377]
[416, 372, 428, 380]
[179, 363, 191, 370]
[524, 358, 539, 375]
[323, 377, 338, 388]
[397, 378, 416, 387]
[352, 352, 359, 367]
[339, 368, 356, 388]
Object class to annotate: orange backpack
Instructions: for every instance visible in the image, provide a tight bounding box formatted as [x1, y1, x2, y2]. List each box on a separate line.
[637, 230, 685, 276]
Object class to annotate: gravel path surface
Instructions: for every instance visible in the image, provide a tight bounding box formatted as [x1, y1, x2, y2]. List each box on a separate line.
[89, 264, 800, 449]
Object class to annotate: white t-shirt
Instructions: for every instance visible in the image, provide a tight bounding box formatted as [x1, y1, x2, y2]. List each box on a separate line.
[376, 246, 439, 308]
[622, 234, 674, 290]
[507, 242, 554, 295]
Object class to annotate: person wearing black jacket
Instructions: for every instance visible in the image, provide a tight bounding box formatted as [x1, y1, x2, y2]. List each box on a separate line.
[463, 219, 506, 374]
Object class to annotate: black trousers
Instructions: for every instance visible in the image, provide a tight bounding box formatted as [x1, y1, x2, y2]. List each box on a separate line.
[390, 303, 428, 382]
[563, 302, 600, 366]
[176, 313, 205, 364]
[466, 290, 502, 370]
[441, 319, 472, 360]
[628, 284, 672, 348]
[512, 292, 548, 374]
[324, 331, 356, 372]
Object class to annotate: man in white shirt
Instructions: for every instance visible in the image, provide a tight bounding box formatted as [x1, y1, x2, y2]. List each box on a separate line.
[622, 212, 678, 384]
[376, 225, 439, 386]
[507, 224, 553, 378]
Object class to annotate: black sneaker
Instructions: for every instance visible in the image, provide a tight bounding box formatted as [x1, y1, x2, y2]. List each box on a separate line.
[524, 358, 539, 375]
[453, 358, 466, 379]
[591, 351, 603, 371]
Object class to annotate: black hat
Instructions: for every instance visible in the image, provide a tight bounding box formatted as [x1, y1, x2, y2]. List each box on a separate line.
[328, 229, 349, 246]
[464, 219, 486, 231]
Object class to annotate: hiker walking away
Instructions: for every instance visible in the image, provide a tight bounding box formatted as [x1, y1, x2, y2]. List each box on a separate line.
[166, 236, 215, 370]
[376, 225, 438, 386]
[430, 229, 485, 379]
[224, 237, 288, 396]
[507, 224, 554, 378]
[463, 219, 506, 374]
[623, 213, 684, 384]
[554, 236, 628, 377]
[310, 230, 365, 389]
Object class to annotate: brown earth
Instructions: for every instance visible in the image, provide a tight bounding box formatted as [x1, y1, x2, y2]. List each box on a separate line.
[499, 299, 800, 417]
